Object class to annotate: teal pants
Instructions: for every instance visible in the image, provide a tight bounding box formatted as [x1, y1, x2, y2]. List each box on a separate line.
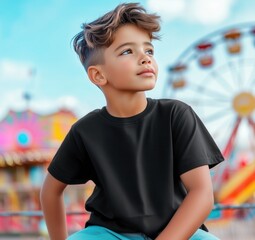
[67, 225, 220, 240]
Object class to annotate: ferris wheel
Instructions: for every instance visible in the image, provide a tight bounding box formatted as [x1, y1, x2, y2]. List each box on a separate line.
[165, 23, 255, 191]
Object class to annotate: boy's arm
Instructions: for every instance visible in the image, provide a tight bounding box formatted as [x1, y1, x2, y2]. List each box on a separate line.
[155, 165, 214, 240]
[40, 173, 68, 240]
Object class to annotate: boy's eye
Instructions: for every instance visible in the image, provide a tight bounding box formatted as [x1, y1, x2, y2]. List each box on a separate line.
[121, 49, 132, 55]
[146, 49, 154, 55]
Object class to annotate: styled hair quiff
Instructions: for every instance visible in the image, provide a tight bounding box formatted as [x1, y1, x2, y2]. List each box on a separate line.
[72, 2, 161, 71]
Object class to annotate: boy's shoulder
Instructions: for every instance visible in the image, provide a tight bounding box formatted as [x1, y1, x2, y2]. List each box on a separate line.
[154, 98, 190, 114]
[72, 109, 101, 131]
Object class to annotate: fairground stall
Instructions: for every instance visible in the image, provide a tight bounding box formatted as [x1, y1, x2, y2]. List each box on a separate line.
[0, 108, 92, 236]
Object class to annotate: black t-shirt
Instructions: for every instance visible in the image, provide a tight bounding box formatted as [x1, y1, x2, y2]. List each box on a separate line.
[48, 98, 224, 239]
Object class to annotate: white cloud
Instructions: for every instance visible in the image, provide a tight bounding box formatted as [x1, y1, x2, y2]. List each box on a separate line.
[0, 90, 89, 120]
[28, 96, 83, 115]
[147, 0, 236, 25]
[0, 59, 35, 81]
[190, 0, 235, 24]
[56, 96, 79, 110]
[0, 89, 25, 119]
[147, 0, 186, 20]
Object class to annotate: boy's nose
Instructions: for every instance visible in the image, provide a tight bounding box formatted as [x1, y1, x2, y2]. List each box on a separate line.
[140, 56, 151, 65]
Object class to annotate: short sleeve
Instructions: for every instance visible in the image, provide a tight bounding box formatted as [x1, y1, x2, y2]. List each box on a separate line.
[172, 106, 224, 175]
[48, 127, 94, 184]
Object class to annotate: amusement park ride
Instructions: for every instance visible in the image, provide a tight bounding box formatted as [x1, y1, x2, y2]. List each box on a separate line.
[166, 23, 255, 217]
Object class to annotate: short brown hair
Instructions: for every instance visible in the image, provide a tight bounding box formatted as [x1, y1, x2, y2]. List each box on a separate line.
[72, 2, 161, 71]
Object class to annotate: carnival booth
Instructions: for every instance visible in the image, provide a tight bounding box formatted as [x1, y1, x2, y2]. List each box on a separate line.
[0, 108, 92, 234]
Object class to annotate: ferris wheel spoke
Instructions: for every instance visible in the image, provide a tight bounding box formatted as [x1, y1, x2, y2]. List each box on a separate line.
[250, 79, 255, 89]
[244, 61, 255, 89]
[227, 61, 242, 91]
[211, 115, 237, 185]
[222, 117, 242, 159]
[203, 107, 233, 123]
[238, 57, 245, 89]
[247, 116, 255, 135]
[187, 82, 232, 100]
[210, 69, 236, 93]
[211, 114, 235, 141]
[247, 117, 255, 150]
[180, 97, 230, 107]
[195, 100, 230, 107]
[198, 87, 232, 101]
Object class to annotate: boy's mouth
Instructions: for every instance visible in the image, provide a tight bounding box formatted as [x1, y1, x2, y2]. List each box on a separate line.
[137, 68, 155, 76]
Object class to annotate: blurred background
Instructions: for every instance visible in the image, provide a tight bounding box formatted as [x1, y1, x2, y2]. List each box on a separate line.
[0, 0, 254, 239]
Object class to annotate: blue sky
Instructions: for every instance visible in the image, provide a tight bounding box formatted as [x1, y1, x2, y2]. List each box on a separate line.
[1, 0, 255, 119]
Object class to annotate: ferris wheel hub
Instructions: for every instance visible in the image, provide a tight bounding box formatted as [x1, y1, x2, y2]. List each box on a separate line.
[233, 92, 255, 117]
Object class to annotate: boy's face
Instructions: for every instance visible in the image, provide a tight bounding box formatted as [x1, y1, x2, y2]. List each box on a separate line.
[100, 24, 158, 92]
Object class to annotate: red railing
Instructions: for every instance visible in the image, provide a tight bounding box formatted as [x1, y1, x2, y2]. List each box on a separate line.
[0, 204, 255, 239]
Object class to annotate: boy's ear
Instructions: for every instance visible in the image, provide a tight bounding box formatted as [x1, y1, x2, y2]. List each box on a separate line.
[87, 65, 107, 86]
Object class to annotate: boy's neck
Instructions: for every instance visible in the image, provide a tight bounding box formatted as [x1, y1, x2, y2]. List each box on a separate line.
[105, 92, 147, 118]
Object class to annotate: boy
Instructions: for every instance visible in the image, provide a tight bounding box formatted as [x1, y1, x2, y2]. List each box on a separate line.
[40, 3, 224, 240]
